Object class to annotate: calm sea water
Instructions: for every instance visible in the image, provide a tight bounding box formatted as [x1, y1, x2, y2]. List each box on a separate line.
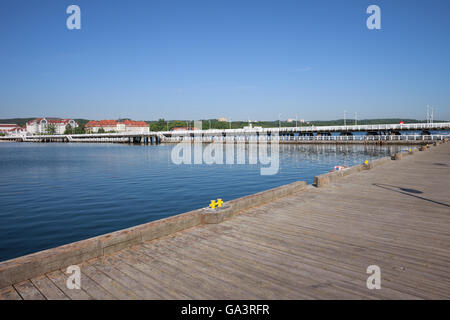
[0, 142, 408, 262]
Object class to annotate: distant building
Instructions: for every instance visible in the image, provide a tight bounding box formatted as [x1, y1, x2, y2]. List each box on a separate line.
[26, 118, 78, 135]
[171, 127, 201, 131]
[85, 120, 149, 134]
[217, 118, 227, 122]
[0, 124, 20, 132]
[287, 118, 305, 123]
[0, 124, 26, 135]
[242, 123, 262, 130]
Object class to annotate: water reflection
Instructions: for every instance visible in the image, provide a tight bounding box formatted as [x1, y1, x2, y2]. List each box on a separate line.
[0, 142, 407, 261]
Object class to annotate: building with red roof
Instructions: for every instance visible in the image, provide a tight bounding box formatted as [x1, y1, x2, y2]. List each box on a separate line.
[85, 120, 149, 133]
[0, 124, 26, 135]
[0, 124, 20, 132]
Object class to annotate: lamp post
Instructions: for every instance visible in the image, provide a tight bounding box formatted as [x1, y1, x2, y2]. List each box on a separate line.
[431, 107, 434, 124]
[279, 113, 282, 129]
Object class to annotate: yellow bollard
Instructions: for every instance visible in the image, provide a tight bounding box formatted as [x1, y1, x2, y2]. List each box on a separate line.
[209, 200, 217, 209]
[217, 198, 223, 207]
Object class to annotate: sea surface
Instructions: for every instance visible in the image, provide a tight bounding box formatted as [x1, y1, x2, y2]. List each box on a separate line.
[0, 142, 408, 261]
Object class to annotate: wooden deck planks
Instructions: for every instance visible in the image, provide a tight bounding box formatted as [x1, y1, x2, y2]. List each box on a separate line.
[149, 240, 287, 299]
[30, 275, 69, 300]
[0, 286, 22, 300]
[122, 247, 221, 299]
[226, 214, 450, 280]
[46, 270, 93, 300]
[89, 258, 162, 299]
[80, 263, 140, 300]
[185, 228, 417, 299]
[75, 267, 117, 300]
[139, 242, 264, 299]
[153, 232, 370, 299]
[98, 255, 177, 300]
[13, 280, 46, 300]
[198, 225, 441, 299]
[114, 250, 193, 299]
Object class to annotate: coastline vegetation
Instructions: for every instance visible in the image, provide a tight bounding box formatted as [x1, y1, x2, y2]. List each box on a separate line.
[1, 117, 448, 134]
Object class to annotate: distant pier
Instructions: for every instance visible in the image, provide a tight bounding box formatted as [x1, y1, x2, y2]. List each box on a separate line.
[1, 122, 449, 145]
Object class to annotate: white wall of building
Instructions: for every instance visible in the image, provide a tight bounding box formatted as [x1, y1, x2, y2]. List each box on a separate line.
[88, 124, 150, 133]
[26, 118, 78, 135]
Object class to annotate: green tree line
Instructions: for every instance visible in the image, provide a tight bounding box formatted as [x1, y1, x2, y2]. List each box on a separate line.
[1, 117, 448, 134]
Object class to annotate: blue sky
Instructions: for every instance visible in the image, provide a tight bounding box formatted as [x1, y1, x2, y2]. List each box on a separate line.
[0, 0, 449, 121]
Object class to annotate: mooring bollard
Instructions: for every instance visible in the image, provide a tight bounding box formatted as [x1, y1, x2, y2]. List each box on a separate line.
[362, 159, 372, 170]
[203, 198, 231, 224]
[209, 198, 224, 210]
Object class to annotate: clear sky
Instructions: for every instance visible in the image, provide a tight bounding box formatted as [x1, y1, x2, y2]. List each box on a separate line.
[0, 0, 449, 121]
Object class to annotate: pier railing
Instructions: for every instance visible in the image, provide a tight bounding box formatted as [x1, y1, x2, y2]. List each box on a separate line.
[162, 134, 449, 143]
[1, 133, 449, 144]
[162, 122, 450, 136]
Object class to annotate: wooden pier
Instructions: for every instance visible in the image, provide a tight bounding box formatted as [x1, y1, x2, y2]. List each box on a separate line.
[0, 143, 449, 300]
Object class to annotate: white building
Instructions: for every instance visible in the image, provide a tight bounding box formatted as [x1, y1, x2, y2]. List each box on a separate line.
[26, 118, 78, 135]
[0, 124, 27, 135]
[85, 120, 149, 133]
[243, 123, 263, 130]
[287, 118, 305, 123]
[0, 124, 20, 132]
